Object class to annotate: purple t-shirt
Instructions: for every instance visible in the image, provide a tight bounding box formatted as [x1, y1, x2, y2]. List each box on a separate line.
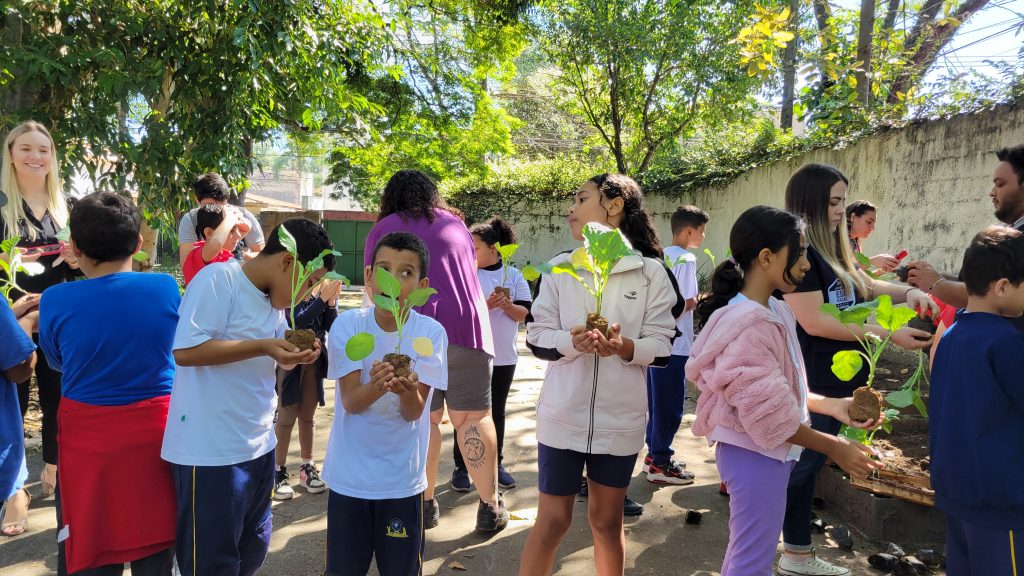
[364, 210, 493, 356]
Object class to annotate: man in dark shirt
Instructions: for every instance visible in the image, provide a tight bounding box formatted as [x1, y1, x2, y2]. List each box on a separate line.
[907, 146, 1024, 326]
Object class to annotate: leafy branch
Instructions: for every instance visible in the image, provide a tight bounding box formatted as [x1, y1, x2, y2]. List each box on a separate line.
[277, 226, 348, 330]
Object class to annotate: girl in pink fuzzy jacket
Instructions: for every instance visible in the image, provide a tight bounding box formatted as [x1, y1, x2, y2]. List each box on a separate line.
[686, 206, 882, 576]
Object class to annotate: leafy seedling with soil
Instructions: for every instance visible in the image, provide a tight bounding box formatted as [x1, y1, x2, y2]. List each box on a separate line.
[523, 223, 634, 338]
[344, 266, 437, 378]
[0, 237, 45, 304]
[277, 226, 348, 351]
[820, 294, 926, 444]
[492, 241, 521, 300]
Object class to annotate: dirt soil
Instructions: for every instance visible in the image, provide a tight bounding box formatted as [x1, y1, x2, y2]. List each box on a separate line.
[586, 312, 609, 338]
[848, 387, 883, 423]
[285, 328, 316, 351]
[383, 352, 412, 379]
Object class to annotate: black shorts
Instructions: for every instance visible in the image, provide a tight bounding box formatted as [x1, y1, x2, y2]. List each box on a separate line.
[326, 491, 424, 576]
[537, 443, 638, 496]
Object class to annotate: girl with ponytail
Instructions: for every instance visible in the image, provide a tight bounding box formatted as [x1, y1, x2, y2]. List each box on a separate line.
[520, 174, 679, 576]
[687, 206, 881, 576]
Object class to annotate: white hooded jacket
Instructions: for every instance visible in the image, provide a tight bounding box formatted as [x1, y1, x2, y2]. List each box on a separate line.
[526, 251, 677, 456]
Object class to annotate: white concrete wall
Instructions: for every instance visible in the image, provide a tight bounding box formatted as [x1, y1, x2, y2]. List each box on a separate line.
[505, 104, 1024, 275]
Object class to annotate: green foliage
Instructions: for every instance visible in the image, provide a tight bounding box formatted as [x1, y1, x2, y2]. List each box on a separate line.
[277, 226, 348, 330]
[539, 0, 763, 176]
[884, 351, 929, 419]
[840, 408, 900, 446]
[524, 223, 633, 317]
[0, 237, 44, 304]
[346, 266, 438, 360]
[494, 242, 521, 288]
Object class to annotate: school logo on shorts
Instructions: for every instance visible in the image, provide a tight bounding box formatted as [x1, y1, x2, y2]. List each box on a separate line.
[386, 518, 408, 538]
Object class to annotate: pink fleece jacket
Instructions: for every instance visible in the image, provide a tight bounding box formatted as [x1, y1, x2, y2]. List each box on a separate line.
[686, 298, 810, 460]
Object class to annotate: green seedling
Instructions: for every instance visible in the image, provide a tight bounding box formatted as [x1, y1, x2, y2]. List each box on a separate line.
[345, 266, 437, 378]
[821, 294, 927, 445]
[523, 222, 634, 337]
[0, 237, 44, 305]
[493, 242, 521, 298]
[854, 252, 896, 281]
[277, 225, 348, 351]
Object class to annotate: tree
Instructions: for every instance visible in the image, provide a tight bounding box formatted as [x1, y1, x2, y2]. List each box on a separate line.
[1, 0, 389, 246]
[539, 0, 762, 177]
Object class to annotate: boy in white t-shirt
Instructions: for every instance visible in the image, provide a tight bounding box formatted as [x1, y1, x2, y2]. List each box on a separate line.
[161, 218, 332, 576]
[645, 204, 709, 484]
[324, 232, 448, 576]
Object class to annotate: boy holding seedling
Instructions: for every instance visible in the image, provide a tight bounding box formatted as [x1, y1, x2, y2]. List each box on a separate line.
[37, 192, 179, 572]
[931, 225, 1024, 575]
[323, 231, 448, 576]
[181, 203, 249, 286]
[161, 217, 329, 576]
[644, 204, 708, 485]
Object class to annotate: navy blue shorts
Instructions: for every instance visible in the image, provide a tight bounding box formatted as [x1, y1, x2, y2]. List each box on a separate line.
[537, 443, 638, 496]
[172, 451, 275, 576]
[326, 490, 424, 576]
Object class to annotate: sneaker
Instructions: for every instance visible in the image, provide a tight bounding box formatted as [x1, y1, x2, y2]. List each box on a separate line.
[643, 455, 653, 473]
[273, 466, 294, 501]
[623, 497, 644, 517]
[298, 462, 326, 494]
[423, 498, 440, 530]
[497, 465, 516, 490]
[450, 467, 472, 493]
[578, 476, 589, 497]
[647, 461, 695, 485]
[777, 550, 851, 576]
[476, 497, 509, 532]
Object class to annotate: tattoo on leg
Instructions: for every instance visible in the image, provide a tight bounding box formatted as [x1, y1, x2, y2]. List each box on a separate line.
[463, 424, 487, 470]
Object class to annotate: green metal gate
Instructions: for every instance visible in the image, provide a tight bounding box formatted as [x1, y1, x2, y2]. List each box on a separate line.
[325, 219, 375, 286]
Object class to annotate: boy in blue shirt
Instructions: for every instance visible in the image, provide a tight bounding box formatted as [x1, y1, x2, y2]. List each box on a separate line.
[162, 217, 331, 576]
[0, 298, 37, 538]
[931, 225, 1024, 575]
[38, 192, 180, 573]
[324, 232, 448, 576]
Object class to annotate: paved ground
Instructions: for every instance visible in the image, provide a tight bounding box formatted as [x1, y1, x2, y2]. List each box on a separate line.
[1, 333, 926, 575]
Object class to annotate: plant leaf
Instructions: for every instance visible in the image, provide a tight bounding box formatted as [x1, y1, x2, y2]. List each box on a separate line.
[345, 332, 375, 361]
[374, 267, 402, 298]
[405, 287, 437, 308]
[412, 336, 434, 357]
[521, 265, 540, 282]
[820, 303, 842, 320]
[373, 294, 398, 312]
[875, 295, 915, 332]
[323, 271, 349, 284]
[570, 247, 593, 273]
[911, 393, 929, 418]
[582, 223, 633, 275]
[885, 388, 915, 408]
[1, 237, 19, 253]
[830, 350, 864, 381]
[495, 242, 519, 261]
[839, 425, 870, 445]
[19, 261, 44, 276]
[132, 250, 150, 262]
[277, 225, 298, 257]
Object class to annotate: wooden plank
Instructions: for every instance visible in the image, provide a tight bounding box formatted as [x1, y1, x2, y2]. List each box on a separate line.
[850, 474, 935, 507]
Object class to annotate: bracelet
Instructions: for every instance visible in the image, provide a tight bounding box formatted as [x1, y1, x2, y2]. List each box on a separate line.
[928, 278, 945, 294]
[903, 286, 916, 299]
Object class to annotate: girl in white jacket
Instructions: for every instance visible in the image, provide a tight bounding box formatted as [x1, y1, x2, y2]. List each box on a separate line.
[519, 174, 679, 576]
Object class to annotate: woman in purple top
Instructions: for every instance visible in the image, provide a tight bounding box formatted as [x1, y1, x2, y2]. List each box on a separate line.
[363, 170, 507, 532]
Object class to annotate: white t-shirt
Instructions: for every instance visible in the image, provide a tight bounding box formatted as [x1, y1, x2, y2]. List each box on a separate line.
[323, 307, 448, 499]
[665, 245, 698, 356]
[161, 260, 286, 466]
[477, 263, 532, 366]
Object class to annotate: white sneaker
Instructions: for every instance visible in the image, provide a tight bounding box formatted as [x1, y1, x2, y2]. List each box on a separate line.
[777, 551, 851, 575]
[274, 466, 295, 501]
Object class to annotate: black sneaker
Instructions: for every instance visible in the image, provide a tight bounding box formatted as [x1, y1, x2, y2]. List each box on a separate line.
[623, 497, 644, 517]
[451, 466, 472, 493]
[475, 497, 509, 532]
[273, 466, 294, 501]
[423, 498, 440, 530]
[578, 476, 589, 497]
[497, 465, 516, 490]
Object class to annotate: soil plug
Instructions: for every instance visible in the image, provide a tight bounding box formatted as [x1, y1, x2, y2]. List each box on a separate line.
[830, 525, 854, 551]
[685, 510, 702, 524]
[868, 552, 898, 571]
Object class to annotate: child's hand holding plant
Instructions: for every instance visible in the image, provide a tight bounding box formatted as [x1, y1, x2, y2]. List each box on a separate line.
[264, 337, 321, 369]
[369, 360, 395, 393]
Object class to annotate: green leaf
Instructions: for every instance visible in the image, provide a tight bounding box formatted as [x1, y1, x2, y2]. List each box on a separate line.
[374, 267, 402, 298]
[885, 388, 915, 408]
[839, 425, 870, 445]
[373, 294, 398, 313]
[535, 260, 583, 282]
[345, 332, 375, 361]
[277, 225, 298, 257]
[132, 250, 150, 262]
[838, 301, 878, 325]
[820, 303, 842, 320]
[581, 223, 633, 274]
[911, 393, 929, 418]
[830, 350, 864, 381]
[521, 265, 540, 282]
[0, 237, 19, 254]
[323, 271, 349, 284]
[876, 295, 916, 332]
[405, 287, 437, 308]
[495, 242, 519, 261]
